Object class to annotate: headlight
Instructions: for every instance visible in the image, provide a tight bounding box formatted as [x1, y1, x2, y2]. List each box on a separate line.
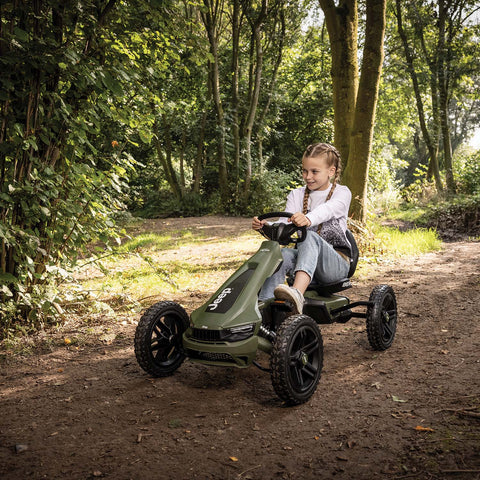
[224, 324, 255, 342]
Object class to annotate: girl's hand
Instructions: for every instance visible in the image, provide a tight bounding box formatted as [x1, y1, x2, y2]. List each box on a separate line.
[252, 216, 266, 231]
[289, 212, 311, 227]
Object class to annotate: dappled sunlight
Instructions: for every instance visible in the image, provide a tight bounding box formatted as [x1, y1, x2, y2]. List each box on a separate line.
[69, 222, 261, 310]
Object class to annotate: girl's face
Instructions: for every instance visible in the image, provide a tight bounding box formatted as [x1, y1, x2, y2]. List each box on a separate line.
[302, 154, 336, 191]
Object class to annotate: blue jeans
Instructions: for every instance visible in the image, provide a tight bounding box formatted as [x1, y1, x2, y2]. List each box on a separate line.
[258, 231, 350, 301]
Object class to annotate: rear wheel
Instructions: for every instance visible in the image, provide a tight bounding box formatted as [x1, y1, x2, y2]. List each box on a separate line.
[134, 301, 189, 377]
[270, 315, 323, 405]
[366, 285, 397, 350]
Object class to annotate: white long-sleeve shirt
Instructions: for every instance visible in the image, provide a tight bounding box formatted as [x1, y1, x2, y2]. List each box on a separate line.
[284, 184, 351, 232]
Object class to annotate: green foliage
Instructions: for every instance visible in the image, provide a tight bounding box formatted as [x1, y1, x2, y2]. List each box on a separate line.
[266, 26, 334, 173]
[455, 150, 480, 195]
[133, 190, 215, 218]
[245, 169, 302, 216]
[417, 194, 480, 237]
[399, 165, 437, 203]
[0, 1, 157, 335]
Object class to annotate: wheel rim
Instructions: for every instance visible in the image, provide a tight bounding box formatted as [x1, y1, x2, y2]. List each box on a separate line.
[380, 293, 397, 343]
[287, 326, 321, 393]
[148, 313, 183, 367]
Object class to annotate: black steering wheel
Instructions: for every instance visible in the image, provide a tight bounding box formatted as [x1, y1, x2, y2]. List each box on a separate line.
[257, 212, 307, 246]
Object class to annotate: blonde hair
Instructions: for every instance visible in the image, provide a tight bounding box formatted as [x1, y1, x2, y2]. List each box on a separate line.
[302, 143, 342, 201]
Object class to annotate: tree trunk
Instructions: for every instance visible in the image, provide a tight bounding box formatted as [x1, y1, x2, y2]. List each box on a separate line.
[231, 0, 241, 186]
[242, 0, 267, 199]
[318, 0, 358, 168]
[395, 0, 443, 192]
[342, 0, 386, 222]
[201, 0, 229, 204]
[179, 128, 187, 190]
[153, 116, 183, 201]
[193, 112, 207, 194]
[437, 0, 456, 193]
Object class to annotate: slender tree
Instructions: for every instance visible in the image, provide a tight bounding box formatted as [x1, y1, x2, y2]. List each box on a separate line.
[320, 0, 387, 221]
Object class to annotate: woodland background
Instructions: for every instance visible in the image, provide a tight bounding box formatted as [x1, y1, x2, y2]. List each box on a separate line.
[0, 0, 479, 336]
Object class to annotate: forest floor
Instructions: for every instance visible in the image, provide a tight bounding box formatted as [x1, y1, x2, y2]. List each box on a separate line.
[1, 216, 479, 480]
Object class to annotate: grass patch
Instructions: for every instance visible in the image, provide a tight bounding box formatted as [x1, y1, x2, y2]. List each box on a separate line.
[385, 206, 429, 224]
[76, 251, 252, 311]
[118, 230, 203, 253]
[373, 226, 442, 256]
[118, 228, 256, 254]
[356, 222, 442, 264]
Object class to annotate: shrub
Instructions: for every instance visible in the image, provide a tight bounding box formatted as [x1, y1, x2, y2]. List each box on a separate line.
[245, 169, 302, 216]
[455, 150, 480, 195]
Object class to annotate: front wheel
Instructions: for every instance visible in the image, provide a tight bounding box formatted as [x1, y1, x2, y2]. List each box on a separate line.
[366, 285, 397, 351]
[134, 301, 189, 377]
[270, 314, 323, 405]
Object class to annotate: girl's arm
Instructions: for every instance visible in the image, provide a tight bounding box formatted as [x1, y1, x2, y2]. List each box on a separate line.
[306, 187, 352, 227]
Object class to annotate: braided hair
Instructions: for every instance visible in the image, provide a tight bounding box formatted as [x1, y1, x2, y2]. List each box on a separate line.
[302, 142, 342, 199]
[302, 143, 342, 233]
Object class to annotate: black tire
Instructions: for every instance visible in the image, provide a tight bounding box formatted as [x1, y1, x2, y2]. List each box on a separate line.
[366, 285, 397, 351]
[270, 315, 323, 405]
[134, 301, 189, 377]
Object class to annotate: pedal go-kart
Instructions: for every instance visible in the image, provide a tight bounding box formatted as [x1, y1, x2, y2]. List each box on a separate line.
[134, 212, 398, 405]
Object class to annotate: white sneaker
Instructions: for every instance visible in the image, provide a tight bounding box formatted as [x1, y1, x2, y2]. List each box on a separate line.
[274, 284, 304, 314]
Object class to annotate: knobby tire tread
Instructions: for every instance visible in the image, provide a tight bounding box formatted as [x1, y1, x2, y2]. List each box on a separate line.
[270, 314, 323, 405]
[134, 301, 189, 377]
[366, 285, 397, 351]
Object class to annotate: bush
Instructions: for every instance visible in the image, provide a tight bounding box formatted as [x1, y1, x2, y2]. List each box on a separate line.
[133, 190, 215, 218]
[245, 169, 302, 216]
[455, 150, 480, 195]
[417, 193, 480, 237]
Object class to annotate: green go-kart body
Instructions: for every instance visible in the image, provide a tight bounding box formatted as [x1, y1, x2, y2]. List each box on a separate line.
[183, 239, 283, 368]
[134, 214, 398, 405]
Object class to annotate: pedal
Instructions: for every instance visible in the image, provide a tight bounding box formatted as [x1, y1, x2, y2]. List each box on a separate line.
[335, 309, 353, 323]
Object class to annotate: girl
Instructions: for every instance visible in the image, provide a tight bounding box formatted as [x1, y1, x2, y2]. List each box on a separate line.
[252, 143, 352, 314]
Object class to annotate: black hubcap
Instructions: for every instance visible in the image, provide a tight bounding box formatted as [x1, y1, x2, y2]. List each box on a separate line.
[381, 295, 397, 342]
[149, 314, 181, 366]
[288, 327, 320, 393]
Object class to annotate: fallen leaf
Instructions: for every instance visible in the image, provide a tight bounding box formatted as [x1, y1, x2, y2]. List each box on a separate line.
[392, 395, 408, 403]
[229, 456, 239, 462]
[415, 425, 434, 432]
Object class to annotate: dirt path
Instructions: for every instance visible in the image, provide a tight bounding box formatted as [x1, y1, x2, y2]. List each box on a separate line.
[1, 218, 479, 480]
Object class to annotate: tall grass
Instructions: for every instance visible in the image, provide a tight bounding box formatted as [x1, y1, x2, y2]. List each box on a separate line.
[373, 226, 442, 256]
[354, 222, 442, 262]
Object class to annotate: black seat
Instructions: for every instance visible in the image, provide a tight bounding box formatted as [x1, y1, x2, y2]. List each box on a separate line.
[306, 229, 359, 295]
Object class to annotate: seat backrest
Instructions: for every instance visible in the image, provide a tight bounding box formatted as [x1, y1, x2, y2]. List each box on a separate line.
[345, 229, 359, 278]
